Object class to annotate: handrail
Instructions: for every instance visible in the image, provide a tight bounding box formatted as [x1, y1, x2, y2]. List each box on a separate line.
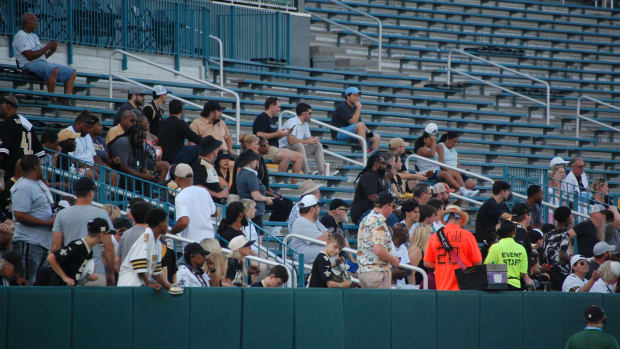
[209, 35, 225, 96]
[576, 95, 620, 145]
[405, 153, 589, 219]
[282, 233, 428, 289]
[279, 110, 367, 166]
[305, 0, 382, 71]
[108, 49, 241, 143]
[447, 48, 551, 125]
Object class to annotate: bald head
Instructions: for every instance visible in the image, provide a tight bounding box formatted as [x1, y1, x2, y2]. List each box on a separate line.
[119, 110, 137, 131]
[21, 13, 37, 32]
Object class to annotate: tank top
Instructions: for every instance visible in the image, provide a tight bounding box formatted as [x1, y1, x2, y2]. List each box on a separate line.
[439, 143, 458, 168]
[417, 147, 440, 173]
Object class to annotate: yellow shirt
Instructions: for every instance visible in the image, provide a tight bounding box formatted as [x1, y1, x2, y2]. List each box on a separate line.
[189, 117, 229, 151]
[484, 237, 528, 289]
[105, 125, 125, 144]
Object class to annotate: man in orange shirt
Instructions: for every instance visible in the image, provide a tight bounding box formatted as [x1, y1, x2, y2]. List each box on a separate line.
[424, 205, 482, 290]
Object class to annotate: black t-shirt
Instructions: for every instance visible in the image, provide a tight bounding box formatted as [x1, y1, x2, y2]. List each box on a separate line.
[161, 240, 178, 284]
[250, 280, 264, 287]
[0, 115, 44, 180]
[157, 116, 201, 162]
[351, 171, 383, 224]
[514, 224, 534, 269]
[331, 102, 356, 139]
[50, 238, 93, 285]
[192, 158, 223, 192]
[226, 257, 244, 286]
[220, 226, 244, 245]
[475, 198, 508, 244]
[527, 203, 542, 228]
[309, 252, 333, 288]
[142, 102, 164, 136]
[320, 214, 345, 236]
[252, 112, 278, 147]
[574, 220, 599, 258]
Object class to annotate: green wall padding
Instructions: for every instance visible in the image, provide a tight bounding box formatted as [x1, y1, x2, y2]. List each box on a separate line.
[0, 288, 6, 349]
[603, 294, 620, 341]
[437, 291, 480, 349]
[524, 292, 564, 349]
[242, 288, 294, 349]
[72, 287, 133, 349]
[343, 289, 391, 349]
[189, 288, 242, 349]
[132, 288, 190, 349]
[562, 292, 603, 344]
[391, 290, 436, 349]
[7, 287, 71, 349]
[480, 292, 523, 349]
[294, 289, 345, 349]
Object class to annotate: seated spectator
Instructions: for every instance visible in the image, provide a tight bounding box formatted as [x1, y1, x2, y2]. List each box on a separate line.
[331, 87, 380, 153]
[414, 124, 477, 197]
[408, 223, 433, 289]
[239, 199, 262, 255]
[0, 251, 24, 286]
[41, 130, 59, 168]
[320, 199, 349, 237]
[544, 206, 573, 291]
[288, 179, 321, 233]
[381, 152, 402, 204]
[289, 195, 329, 264]
[177, 242, 210, 288]
[113, 86, 146, 125]
[565, 157, 589, 197]
[12, 13, 76, 97]
[591, 178, 614, 207]
[108, 125, 158, 182]
[389, 138, 427, 191]
[234, 150, 272, 228]
[217, 201, 247, 245]
[427, 199, 444, 231]
[44, 218, 110, 286]
[160, 238, 178, 285]
[309, 233, 352, 288]
[389, 154, 408, 197]
[280, 102, 326, 175]
[192, 136, 228, 203]
[526, 185, 543, 228]
[432, 183, 452, 208]
[475, 180, 512, 257]
[424, 205, 482, 291]
[115, 201, 152, 272]
[569, 205, 620, 258]
[484, 219, 532, 291]
[142, 85, 167, 136]
[412, 183, 431, 206]
[589, 261, 620, 294]
[88, 115, 108, 165]
[137, 116, 168, 184]
[215, 149, 234, 191]
[56, 128, 80, 172]
[205, 251, 228, 287]
[190, 101, 231, 152]
[351, 152, 386, 225]
[65, 110, 101, 169]
[548, 160, 568, 217]
[200, 238, 222, 255]
[410, 205, 437, 235]
[225, 235, 259, 287]
[437, 131, 477, 192]
[400, 199, 420, 239]
[11, 155, 55, 284]
[169, 164, 216, 242]
[252, 97, 303, 178]
[562, 254, 599, 293]
[106, 109, 137, 144]
[158, 100, 202, 164]
[250, 265, 289, 287]
[391, 223, 414, 288]
[587, 241, 616, 279]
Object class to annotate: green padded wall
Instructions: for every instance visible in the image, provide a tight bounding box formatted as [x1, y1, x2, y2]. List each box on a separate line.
[189, 288, 242, 349]
[343, 289, 391, 349]
[7, 287, 72, 349]
[72, 287, 133, 349]
[604, 294, 620, 341]
[391, 290, 436, 349]
[132, 288, 190, 349]
[436, 291, 480, 349]
[294, 289, 345, 349]
[0, 288, 6, 349]
[242, 288, 294, 349]
[480, 292, 523, 349]
[524, 292, 564, 349]
[562, 292, 603, 343]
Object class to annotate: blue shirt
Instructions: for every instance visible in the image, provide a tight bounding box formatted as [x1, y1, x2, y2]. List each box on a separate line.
[11, 178, 54, 249]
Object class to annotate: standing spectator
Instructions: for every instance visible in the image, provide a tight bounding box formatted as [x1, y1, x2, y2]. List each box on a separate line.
[437, 131, 477, 191]
[569, 205, 620, 258]
[544, 206, 573, 291]
[484, 219, 532, 290]
[113, 86, 146, 125]
[192, 136, 228, 203]
[511, 203, 535, 270]
[0, 251, 23, 286]
[351, 152, 387, 225]
[280, 102, 326, 175]
[158, 100, 202, 164]
[309, 233, 352, 288]
[320, 199, 349, 237]
[190, 101, 231, 152]
[389, 138, 427, 190]
[565, 306, 619, 349]
[357, 192, 400, 289]
[400, 199, 420, 238]
[589, 261, 620, 294]
[117, 208, 173, 291]
[331, 87, 380, 153]
[111, 217, 132, 256]
[250, 265, 289, 288]
[169, 164, 216, 242]
[12, 13, 76, 96]
[289, 195, 329, 264]
[252, 97, 303, 176]
[391, 223, 414, 288]
[224, 235, 258, 287]
[587, 242, 616, 279]
[106, 109, 137, 144]
[51, 177, 114, 286]
[142, 85, 167, 136]
[235, 150, 272, 228]
[115, 201, 152, 271]
[408, 223, 433, 289]
[108, 125, 158, 182]
[10, 155, 54, 284]
[215, 149, 234, 191]
[424, 205, 482, 291]
[475, 180, 513, 256]
[412, 183, 431, 206]
[0, 96, 45, 180]
[562, 255, 599, 292]
[287, 179, 321, 233]
[526, 185, 543, 228]
[432, 183, 452, 208]
[176, 242, 210, 288]
[565, 157, 589, 196]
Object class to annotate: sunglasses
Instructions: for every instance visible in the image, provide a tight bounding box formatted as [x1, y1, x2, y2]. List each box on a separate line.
[577, 261, 588, 266]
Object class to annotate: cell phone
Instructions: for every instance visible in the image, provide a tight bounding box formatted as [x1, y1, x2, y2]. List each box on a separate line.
[288, 126, 295, 132]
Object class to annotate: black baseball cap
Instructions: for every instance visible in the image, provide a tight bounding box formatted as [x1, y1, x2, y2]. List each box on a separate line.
[74, 177, 95, 192]
[329, 199, 349, 210]
[584, 305, 605, 323]
[113, 216, 133, 230]
[201, 101, 226, 116]
[511, 203, 529, 217]
[184, 242, 209, 257]
[87, 218, 111, 234]
[376, 191, 396, 206]
[2, 251, 23, 274]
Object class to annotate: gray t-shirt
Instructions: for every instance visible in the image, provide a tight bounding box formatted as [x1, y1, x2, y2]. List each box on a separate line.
[236, 168, 266, 215]
[11, 178, 54, 249]
[108, 136, 142, 172]
[117, 226, 147, 266]
[289, 216, 325, 263]
[52, 204, 113, 274]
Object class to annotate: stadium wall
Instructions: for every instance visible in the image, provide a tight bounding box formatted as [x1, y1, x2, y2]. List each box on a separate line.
[1, 287, 619, 349]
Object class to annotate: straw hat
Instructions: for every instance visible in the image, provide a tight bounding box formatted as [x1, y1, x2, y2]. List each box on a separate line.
[439, 205, 469, 226]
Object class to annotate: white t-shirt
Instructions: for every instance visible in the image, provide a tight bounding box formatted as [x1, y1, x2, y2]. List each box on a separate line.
[562, 273, 588, 292]
[589, 279, 615, 294]
[175, 185, 216, 242]
[12, 30, 45, 67]
[66, 126, 96, 164]
[279, 117, 311, 148]
[564, 171, 588, 194]
[117, 228, 163, 286]
[391, 242, 411, 288]
[176, 264, 210, 287]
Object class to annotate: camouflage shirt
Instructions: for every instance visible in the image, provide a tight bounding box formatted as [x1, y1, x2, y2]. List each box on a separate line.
[357, 210, 392, 273]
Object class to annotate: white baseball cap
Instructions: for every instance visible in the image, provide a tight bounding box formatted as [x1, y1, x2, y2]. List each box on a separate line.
[153, 85, 168, 96]
[424, 123, 438, 135]
[229, 235, 254, 251]
[549, 157, 569, 168]
[570, 254, 587, 267]
[299, 194, 319, 207]
[174, 163, 193, 178]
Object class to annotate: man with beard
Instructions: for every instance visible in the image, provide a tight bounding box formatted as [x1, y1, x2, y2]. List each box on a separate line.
[569, 204, 620, 258]
[475, 180, 513, 258]
[350, 152, 388, 225]
[190, 101, 232, 152]
[432, 183, 452, 209]
[526, 185, 543, 229]
[113, 86, 146, 125]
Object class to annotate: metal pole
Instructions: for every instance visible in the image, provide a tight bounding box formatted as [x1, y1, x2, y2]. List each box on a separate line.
[209, 35, 225, 96]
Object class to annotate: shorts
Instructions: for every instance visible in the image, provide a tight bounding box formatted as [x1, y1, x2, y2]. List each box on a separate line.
[359, 270, 391, 289]
[426, 170, 440, 181]
[336, 123, 358, 141]
[262, 145, 282, 163]
[23, 60, 75, 82]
